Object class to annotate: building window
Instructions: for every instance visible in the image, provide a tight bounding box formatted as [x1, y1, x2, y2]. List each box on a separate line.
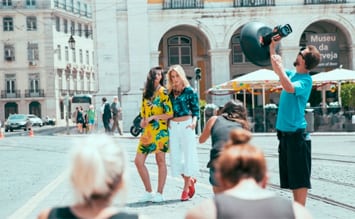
[69, 0, 74, 12]
[2, 0, 12, 7]
[71, 21, 75, 35]
[55, 17, 60, 32]
[57, 45, 61, 60]
[168, 35, 192, 66]
[65, 46, 69, 61]
[231, 34, 248, 63]
[72, 48, 76, 62]
[84, 24, 89, 38]
[26, 0, 36, 7]
[29, 73, 40, 92]
[92, 51, 94, 66]
[4, 44, 15, 61]
[27, 16, 37, 31]
[63, 19, 68, 34]
[27, 43, 39, 61]
[77, 23, 82, 37]
[84, 3, 88, 16]
[79, 49, 83, 64]
[76, 1, 81, 14]
[5, 74, 16, 93]
[3, 17, 14, 31]
[63, 0, 67, 10]
[86, 50, 89, 65]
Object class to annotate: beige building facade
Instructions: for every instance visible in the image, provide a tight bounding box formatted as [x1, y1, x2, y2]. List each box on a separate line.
[93, 0, 354, 131]
[0, 0, 96, 124]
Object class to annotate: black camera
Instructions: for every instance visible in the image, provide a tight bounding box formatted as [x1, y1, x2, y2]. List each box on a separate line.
[261, 24, 293, 46]
[194, 67, 201, 80]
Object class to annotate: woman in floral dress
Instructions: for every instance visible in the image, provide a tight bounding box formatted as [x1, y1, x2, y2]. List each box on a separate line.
[134, 66, 173, 203]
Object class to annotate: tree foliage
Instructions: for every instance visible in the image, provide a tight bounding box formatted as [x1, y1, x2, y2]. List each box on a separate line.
[341, 83, 355, 109]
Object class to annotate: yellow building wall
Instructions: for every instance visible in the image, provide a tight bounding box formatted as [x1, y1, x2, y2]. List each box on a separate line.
[148, 0, 231, 3]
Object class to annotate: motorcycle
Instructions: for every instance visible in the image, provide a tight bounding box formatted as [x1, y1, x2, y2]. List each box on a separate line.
[130, 114, 143, 137]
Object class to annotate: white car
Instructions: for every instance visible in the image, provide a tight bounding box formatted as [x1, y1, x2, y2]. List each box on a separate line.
[27, 114, 43, 127]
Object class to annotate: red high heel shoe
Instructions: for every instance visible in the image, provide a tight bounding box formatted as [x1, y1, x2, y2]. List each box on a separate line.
[188, 178, 197, 198]
[181, 191, 189, 201]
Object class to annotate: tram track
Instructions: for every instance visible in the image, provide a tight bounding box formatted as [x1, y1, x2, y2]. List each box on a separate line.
[268, 183, 355, 213]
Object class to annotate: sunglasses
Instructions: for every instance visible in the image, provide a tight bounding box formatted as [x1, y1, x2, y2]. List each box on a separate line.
[298, 47, 306, 60]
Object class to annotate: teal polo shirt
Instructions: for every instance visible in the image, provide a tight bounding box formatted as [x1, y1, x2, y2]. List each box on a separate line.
[276, 70, 312, 132]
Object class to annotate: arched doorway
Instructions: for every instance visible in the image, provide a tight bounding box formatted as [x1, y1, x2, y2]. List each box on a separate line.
[29, 101, 41, 117]
[5, 102, 18, 118]
[158, 25, 211, 101]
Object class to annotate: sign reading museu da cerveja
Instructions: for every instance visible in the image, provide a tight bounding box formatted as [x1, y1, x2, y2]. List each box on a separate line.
[306, 33, 339, 68]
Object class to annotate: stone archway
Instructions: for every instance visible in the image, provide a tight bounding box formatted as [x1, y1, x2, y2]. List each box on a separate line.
[29, 101, 41, 117]
[5, 102, 18, 118]
[158, 25, 211, 101]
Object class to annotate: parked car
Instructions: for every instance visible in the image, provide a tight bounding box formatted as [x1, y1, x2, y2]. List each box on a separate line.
[5, 114, 32, 132]
[28, 114, 43, 127]
[42, 116, 56, 126]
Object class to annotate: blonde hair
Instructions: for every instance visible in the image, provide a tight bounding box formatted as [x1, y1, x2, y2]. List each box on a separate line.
[69, 135, 127, 204]
[166, 64, 191, 93]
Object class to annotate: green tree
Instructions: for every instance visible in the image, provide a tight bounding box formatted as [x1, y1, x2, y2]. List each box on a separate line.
[341, 83, 355, 109]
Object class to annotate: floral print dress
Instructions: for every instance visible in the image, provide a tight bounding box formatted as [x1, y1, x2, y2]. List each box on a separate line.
[137, 86, 173, 154]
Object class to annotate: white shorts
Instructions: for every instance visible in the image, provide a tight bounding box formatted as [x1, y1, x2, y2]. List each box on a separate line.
[169, 118, 199, 177]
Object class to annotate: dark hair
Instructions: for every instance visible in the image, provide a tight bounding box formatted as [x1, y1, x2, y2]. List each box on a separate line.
[102, 97, 107, 102]
[143, 66, 164, 100]
[304, 45, 321, 70]
[220, 100, 249, 130]
[216, 129, 266, 185]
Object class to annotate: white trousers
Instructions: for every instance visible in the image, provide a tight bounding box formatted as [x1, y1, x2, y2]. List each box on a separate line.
[169, 118, 199, 177]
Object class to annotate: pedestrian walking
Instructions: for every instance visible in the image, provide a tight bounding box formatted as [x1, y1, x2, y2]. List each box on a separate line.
[199, 99, 250, 193]
[269, 34, 321, 205]
[37, 135, 150, 219]
[166, 64, 199, 201]
[111, 96, 123, 136]
[101, 97, 112, 134]
[134, 66, 173, 203]
[86, 105, 96, 133]
[185, 129, 313, 219]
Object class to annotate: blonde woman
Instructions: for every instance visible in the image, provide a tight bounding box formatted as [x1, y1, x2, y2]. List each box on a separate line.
[38, 135, 149, 219]
[166, 64, 199, 201]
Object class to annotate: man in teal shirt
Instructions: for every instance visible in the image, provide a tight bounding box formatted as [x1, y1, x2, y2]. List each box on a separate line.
[270, 37, 320, 206]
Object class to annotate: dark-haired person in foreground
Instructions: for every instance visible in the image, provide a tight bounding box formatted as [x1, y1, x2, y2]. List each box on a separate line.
[199, 99, 249, 193]
[269, 36, 320, 206]
[185, 129, 312, 219]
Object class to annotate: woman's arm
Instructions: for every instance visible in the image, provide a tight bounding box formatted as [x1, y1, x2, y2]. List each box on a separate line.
[199, 116, 217, 143]
[37, 208, 50, 219]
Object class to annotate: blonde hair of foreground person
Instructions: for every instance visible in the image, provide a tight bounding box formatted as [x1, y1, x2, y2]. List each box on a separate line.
[38, 135, 150, 219]
[185, 129, 312, 219]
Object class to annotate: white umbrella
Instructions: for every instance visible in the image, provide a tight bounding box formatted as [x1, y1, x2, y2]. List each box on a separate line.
[312, 68, 355, 107]
[207, 69, 279, 95]
[208, 69, 280, 132]
[312, 68, 355, 83]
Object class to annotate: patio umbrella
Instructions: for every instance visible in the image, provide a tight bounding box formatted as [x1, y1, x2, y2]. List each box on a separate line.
[312, 68, 355, 106]
[207, 69, 280, 132]
[207, 69, 279, 96]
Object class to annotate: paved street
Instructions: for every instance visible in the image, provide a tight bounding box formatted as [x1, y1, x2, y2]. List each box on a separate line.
[1, 131, 355, 219]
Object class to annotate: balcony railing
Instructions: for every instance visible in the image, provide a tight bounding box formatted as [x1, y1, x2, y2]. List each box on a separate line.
[25, 89, 45, 98]
[1, 90, 21, 98]
[53, 0, 92, 18]
[0, 0, 51, 10]
[234, 0, 275, 7]
[163, 0, 204, 9]
[304, 0, 346, 5]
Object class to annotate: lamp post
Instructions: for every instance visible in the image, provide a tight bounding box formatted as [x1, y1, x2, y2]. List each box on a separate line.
[194, 67, 202, 135]
[65, 93, 70, 135]
[68, 26, 92, 50]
